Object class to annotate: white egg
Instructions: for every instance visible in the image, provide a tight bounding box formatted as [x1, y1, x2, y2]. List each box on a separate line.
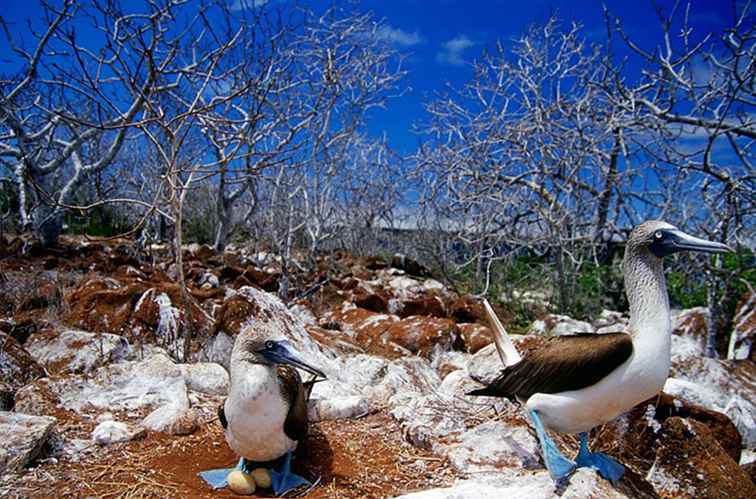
[251, 468, 272, 488]
[227, 470, 256, 495]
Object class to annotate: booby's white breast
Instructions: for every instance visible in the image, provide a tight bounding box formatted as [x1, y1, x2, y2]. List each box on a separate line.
[224, 363, 297, 461]
[526, 316, 671, 434]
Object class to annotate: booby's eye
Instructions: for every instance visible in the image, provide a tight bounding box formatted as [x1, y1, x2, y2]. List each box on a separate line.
[265, 340, 274, 349]
[654, 231, 663, 239]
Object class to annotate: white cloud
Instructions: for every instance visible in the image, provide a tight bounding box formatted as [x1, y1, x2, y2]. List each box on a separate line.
[375, 25, 423, 46]
[230, 0, 269, 11]
[436, 35, 476, 66]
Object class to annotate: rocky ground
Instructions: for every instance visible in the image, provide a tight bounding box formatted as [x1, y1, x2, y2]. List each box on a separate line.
[1, 235, 755, 498]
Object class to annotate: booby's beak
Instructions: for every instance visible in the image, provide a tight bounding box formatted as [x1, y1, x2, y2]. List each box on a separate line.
[257, 340, 327, 379]
[650, 228, 733, 258]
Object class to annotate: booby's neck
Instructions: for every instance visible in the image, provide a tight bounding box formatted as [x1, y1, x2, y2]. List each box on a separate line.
[229, 355, 278, 394]
[623, 247, 671, 340]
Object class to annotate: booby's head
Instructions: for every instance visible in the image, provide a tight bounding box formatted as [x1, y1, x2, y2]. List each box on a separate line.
[238, 334, 327, 379]
[628, 220, 733, 258]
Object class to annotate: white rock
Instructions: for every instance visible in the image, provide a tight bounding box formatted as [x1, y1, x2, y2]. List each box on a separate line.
[289, 304, 317, 326]
[592, 309, 627, 329]
[96, 412, 114, 423]
[0, 412, 57, 473]
[438, 370, 481, 399]
[141, 404, 199, 435]
[531, 314, 594, 336]
[388, 276, 422, 294]
[198, 272, 220, 289]
[422, 279, 446, 291]
[51, 353, 189, 415]
[91, 420, 144, 445]
[198, 331, 235, 370]
[740, 448, 756, 465]
[178, 362, 229, 395]
[25, 329, 133, 374]
[397, 468, 630, 498]
[390, 391, 467, 449]
[308, 396, 369, 421]
[364, 357, 442, 404]
[431, 350, 469, 376]
[440, 421, 541, 473]
[670, 334, 706, 362]
[728, 292, 754, 361]
[467, 343, 506, 385]
[664, 362, 756, 448]
[154, 293, 181, 357]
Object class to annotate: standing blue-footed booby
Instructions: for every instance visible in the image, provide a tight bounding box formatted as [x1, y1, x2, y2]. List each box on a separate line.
[468, 221, 732, 482]
[199, 327, 326, 495]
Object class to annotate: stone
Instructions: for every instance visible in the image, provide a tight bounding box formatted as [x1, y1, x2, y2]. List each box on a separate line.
[396, 296, 446, 319]
[458, 323, 493, 353]
[667, 357, 756, 447]
[365, 357, 442, 404]
[391, 254, 430, 277]
[25, 329, 133, 374]
[198, 331, 234, 371]
[374, 316, 465, 359]
[397, 468, 636, 498]
[197, 271, 220, 289]
[439, 421, 540, 473]
[352, 287, 390, 313]
[646, 417, 756, 499]
[141, 405, 199, 436]
[0, 412, 57, 474]
[593, 392, 743, 467]
[530, 314, 594, 336]
[389, 391, 467, 449]
[431, 351, 470, 379]
[31, 352, 190, 417]
[91, 420, 145, 445]
[670, 307, 709, 360]
[178, 362, 229, 395]
[728, 291, 755, 361]
[592, 309, 627, 329]
[447, 297, 485, 323]
[308, 396, 369, 421]
[0, 332, 45, 396]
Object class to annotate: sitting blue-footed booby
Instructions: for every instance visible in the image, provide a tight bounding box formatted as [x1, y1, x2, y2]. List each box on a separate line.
[468, 221, 732, 482]
[199, 327, 326, 495]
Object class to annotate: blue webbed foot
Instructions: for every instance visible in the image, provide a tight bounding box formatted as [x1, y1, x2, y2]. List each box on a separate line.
[269, 451, 311, 495]
[197, 457, 244, 489]
[529, 410, 576, 481]
[575, 432, 624, 482]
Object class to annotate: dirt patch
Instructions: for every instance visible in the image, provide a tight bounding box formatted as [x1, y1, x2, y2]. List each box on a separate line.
[5, 411, 453, 498]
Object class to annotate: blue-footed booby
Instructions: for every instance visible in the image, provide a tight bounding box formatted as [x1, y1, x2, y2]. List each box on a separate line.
[468, 221, 732, 482]
[199, 327, 326, 495]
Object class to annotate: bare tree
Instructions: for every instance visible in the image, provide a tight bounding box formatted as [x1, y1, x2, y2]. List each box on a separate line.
[607, 0, 755, 355]
[414, 16, 655, 314]
[0, 1, 173, 245]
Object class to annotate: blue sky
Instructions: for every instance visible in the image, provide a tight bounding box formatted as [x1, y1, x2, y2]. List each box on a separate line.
[348, 0, 736, 154]
[1, 0, 738, 155]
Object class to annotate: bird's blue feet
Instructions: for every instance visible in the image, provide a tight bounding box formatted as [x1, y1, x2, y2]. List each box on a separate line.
[575, 432, 624, 482]
[269, 450, 311, 495]
[529, 410, 576, 481]
[197, 457, 245, 489]
[199, 453, 311, 494]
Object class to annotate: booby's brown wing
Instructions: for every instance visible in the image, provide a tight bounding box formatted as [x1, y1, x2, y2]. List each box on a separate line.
[468, 333, 633, 401]
[218, 401, 228, 430]
[277, 365, 309, 442]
